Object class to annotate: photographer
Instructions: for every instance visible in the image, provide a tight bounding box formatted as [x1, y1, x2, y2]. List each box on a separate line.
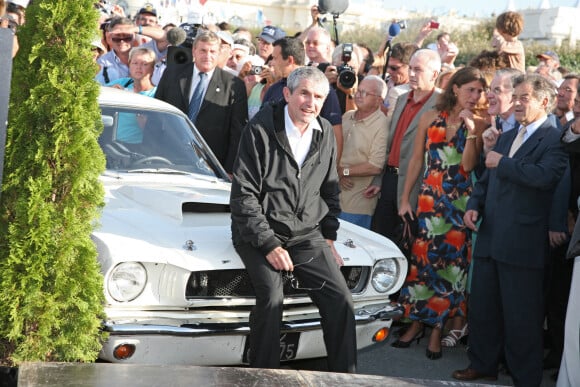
[237, 55, 266, 119]
[326, 42, 363, 114]
[304, 27, 333, 70]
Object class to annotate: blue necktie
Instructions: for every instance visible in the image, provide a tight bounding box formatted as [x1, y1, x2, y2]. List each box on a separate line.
[495, 115, 503, 132]
[188, 72, 206, 123]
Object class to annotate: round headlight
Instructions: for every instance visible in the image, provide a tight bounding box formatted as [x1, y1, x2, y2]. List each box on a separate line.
[108, 262, 147, 302]
[371, 259, 399, 293]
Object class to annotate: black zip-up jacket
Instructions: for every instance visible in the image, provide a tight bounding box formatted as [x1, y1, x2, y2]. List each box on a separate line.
[230, 101, 341, 255]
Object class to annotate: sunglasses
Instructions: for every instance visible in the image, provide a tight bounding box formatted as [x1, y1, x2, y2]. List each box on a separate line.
[388, 65, 403, 71]
[111, 34, 134, 43]
[283, 257, 326, 291]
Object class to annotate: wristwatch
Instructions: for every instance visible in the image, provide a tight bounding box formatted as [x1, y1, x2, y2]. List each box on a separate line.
[343, 168, 350, 177]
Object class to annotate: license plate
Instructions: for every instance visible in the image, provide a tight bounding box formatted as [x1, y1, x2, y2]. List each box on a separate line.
[242, 332, 300, 363]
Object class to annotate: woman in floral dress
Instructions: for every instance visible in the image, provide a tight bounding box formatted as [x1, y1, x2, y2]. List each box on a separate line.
[392, 67, 488, 360]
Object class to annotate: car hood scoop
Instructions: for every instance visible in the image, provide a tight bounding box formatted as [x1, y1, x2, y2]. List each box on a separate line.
[110, 184, 230, 221]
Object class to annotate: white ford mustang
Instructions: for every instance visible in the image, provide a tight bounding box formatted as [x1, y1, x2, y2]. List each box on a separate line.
[94, 87, 407, 365]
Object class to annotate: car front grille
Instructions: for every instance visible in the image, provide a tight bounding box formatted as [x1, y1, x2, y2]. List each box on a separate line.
[185, 266, 370, 299]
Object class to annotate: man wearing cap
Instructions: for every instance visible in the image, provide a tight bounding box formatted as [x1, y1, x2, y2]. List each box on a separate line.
[155, 30, 248, 173]
[536, 50, 561, 84]
[136, 3, 158, 27]
[215, 30, 237, 76]
[227, 38, 252, 74]
[256, 25, 286, 61]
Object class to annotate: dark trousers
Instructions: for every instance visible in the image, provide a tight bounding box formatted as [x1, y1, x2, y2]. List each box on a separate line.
[235, 233, 357, 373]
[468, 256, 545, 387]
[371, 169, 401, 241]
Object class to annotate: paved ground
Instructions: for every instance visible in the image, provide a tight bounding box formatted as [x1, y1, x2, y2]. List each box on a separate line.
[293, 324, 558, 387]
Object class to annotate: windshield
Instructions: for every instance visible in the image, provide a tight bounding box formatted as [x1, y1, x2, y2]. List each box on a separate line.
[98, 106, 228, 179]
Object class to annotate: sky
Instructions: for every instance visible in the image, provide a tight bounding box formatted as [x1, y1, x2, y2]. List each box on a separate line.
[372, 0, 579, 18]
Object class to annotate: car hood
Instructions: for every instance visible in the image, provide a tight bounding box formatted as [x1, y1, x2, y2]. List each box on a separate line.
[94, 173, 403, 273]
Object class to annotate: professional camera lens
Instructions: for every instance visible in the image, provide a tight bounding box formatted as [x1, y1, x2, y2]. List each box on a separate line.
[338, 65, 356, 89]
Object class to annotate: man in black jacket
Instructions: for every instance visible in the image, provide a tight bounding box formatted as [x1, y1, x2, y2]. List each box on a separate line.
[230, 66, 356, 373]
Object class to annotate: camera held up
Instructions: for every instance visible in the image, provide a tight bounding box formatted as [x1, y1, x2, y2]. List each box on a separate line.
[337, 43, 356, 89]
[249, 65, 263, 76]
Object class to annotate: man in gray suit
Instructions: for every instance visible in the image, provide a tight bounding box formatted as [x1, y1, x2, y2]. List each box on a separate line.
[367, 49, 442, 241]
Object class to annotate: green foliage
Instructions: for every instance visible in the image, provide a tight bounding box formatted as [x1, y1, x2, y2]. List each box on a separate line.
[0, 0, 106, 365]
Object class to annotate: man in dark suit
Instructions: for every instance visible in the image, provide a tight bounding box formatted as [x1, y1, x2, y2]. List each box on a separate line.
[453, 74, 568, 386]
[367, 48, 441, 241]
[155, 30, 248, 173]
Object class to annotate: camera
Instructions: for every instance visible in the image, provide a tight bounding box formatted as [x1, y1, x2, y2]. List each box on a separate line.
[179, 22, 206, 49]
[249, 66, 263, 76]
[337, 43, 357, 89]
[396, 20, 408, 30]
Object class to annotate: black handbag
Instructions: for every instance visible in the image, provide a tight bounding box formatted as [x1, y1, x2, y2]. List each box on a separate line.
[397, 213, 418, 258]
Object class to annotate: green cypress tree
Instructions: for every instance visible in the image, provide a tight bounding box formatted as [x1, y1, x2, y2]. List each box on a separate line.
[0, 0, 106, 364]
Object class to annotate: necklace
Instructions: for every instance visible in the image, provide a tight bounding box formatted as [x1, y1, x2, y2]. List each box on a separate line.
[446, 115, 462, 141]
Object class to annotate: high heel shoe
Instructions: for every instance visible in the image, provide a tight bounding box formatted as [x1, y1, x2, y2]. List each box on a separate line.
[391, 327, 425, 348]
[441, 323, 469, 347]
[426, 347, 442, 360]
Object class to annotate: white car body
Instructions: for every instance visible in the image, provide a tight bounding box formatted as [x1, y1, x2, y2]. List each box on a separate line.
[94, 87, 407, 365]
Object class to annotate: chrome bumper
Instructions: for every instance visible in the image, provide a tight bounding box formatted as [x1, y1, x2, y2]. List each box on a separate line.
[103, 303, 404, 336]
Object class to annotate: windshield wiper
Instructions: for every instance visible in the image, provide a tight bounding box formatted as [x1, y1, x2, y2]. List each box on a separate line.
[126, 168, 194, 175]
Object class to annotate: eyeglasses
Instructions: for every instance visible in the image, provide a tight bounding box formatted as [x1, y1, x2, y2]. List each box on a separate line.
[111, 34, 134, 43]
[284, 256, 326, 291]
[388, 65, 403, 71]
[355, 89, 379, 98]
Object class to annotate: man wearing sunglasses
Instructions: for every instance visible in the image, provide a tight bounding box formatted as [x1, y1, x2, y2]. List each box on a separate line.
[96, 17, 169, 85]
[383, 42, 416, 118]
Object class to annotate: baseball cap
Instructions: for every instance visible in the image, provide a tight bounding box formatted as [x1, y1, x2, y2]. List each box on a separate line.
[258, 26, 286, 44]
[9, 0, 29, 8]
[536, 50, 560, 64]
[138, 3, 157, 17]
[91, 38, 106, 53]
[216, 30, 233, 47]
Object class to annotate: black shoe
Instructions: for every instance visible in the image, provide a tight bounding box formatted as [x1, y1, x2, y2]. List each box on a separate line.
[452, 368, 497, 381]
[391, 327, 425, 348]
[426, 347, 442, 360]
[393, 325, 408, 338]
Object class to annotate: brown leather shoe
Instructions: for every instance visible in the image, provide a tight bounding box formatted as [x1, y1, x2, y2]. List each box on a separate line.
[452, 368, 497, 381]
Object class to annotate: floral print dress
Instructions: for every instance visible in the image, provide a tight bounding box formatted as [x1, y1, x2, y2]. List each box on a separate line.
[398, 111, 472, 328]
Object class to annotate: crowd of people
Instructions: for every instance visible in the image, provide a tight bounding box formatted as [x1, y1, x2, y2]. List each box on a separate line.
[3, 0, 580, 386]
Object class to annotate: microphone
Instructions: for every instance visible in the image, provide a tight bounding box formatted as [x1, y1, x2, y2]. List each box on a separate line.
[387, 22, 401, 41]
[166, 27, 187, 47]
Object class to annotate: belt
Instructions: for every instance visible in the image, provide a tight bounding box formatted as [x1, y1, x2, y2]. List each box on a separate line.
[386, 165, 399, 175]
